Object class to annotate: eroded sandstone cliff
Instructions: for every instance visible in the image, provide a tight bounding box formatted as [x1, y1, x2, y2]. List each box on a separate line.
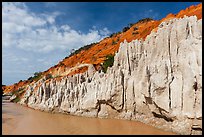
[3, 4, 202, 94]
[17, 15, 202, 135]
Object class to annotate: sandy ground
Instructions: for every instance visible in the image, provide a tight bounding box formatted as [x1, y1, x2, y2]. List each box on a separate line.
[2, 102, 176, 135]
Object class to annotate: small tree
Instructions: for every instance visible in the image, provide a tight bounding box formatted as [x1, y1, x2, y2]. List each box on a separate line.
[19, 80, 23, 83]
[27, 71, 42, 82]
[136, 18, 153, 24]
[116, 37, 120, 42]
[59, 62, 64, 66]
[28, 77, 33, 81]
[70, 49, 75, 55]
[102, 54, 115, 73]
[132, 32, 139, 35]
[128, 23, 134, 27]
[34, 72, 42, 77]
[112, 40, 117, 45]
[133, 27, 138, 31]
[122, 26, 130, 32]
[109, 33, 116, 37]
[45, 74, 53, 80]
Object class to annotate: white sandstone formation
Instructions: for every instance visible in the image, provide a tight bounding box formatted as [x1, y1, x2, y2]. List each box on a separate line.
[19, 16, 202, 135]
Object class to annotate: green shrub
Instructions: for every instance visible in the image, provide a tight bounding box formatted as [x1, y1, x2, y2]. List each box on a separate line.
[45, 74, 53, 79]
[102, 54, 115, 73]
[116, 31, 121, 35]
[136, 18, 153, 24]
[67, 42, 99, 58]
[132, 32, 139, 35]
[128, 23, 134, 27]
[34, 72, 42, 77]
[59, 62, 64, 66]
[19, 80, 23, 82]
[28, 77, 33, 81]
[12, 96, 20, 103]
[11, 87, 26, 103]
[112, 40, 117, 45]
[109, 33, 116, 37]
[12, 87, 25, 96]
[109, 31, 121, 38]
[122, 26, 130, 32]
[28, 72, 42, 82]
[117, 37, 120, 42]
[133, 27, 138, 31]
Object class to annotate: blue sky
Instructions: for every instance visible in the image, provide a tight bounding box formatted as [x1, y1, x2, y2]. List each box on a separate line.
[2, 2, 201, 85]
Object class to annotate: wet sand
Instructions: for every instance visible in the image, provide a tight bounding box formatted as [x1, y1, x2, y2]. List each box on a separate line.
[2, 102, 176, 135]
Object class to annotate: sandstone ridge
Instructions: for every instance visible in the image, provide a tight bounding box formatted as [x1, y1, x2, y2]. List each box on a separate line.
[17, 16, 202, 135]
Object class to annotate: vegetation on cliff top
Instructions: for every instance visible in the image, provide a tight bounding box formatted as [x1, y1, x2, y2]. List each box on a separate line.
[66, 42, 99, 59]
[27, 72, 43, 82]
[136, 18, 153, 24]
[109, 18, 153, 38]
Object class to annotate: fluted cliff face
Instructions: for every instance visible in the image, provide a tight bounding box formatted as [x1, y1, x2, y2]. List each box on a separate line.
[19, 16, 202, 135]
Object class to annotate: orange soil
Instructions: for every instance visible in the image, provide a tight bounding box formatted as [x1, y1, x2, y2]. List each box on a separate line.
[67, 66, 88, 77]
